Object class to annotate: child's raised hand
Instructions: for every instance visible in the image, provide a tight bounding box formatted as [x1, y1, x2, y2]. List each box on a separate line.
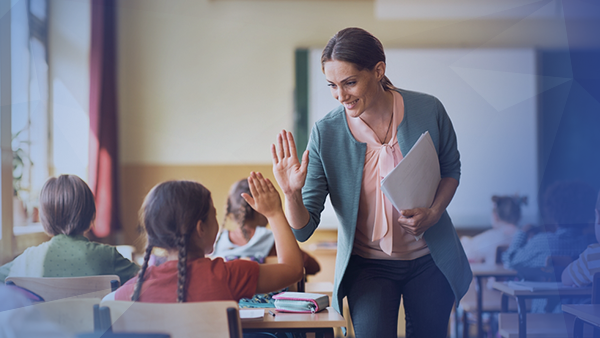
[241, 172, 283, 218]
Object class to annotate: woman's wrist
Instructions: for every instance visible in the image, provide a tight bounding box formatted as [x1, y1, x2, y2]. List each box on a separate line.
[284, 190, 303, 203]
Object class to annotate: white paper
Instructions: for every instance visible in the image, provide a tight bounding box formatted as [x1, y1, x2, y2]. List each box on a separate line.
[381, 131, 441, 241]
[239, 309, 265, 319]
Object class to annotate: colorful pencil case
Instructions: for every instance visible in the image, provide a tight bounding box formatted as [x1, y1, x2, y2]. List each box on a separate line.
[272, 292, 329, 313]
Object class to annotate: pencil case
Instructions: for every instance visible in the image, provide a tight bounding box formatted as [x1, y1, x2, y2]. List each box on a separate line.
[272, 292, 329, 313]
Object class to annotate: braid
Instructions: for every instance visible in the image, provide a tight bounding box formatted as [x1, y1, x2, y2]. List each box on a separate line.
[176, 233, 188, 303]
[131, 245, 153, 301]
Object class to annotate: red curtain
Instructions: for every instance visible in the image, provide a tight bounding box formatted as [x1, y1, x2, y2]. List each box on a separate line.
[89, 0, 120, 238]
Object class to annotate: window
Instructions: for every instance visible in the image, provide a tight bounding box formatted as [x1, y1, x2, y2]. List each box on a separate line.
[1, 0, 91, 264]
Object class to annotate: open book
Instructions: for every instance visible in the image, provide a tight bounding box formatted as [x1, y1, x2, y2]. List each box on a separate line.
[381, 131, 441, 241]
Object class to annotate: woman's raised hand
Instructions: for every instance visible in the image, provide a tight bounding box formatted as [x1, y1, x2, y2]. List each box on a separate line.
[271, 130, 309, 195]
[241, 172, 282, 219]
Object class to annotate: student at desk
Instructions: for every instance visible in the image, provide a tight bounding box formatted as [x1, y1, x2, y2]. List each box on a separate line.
[461, 195, 526, 264]
[110, 172, 304, 303]
[502, 181, 597, 312]
[0, 175, 139, 283]
[563, 190, 600, 287]
[213, 178, 320, 275]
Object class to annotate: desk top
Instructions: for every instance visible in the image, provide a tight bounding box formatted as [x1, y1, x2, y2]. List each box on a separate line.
[470, 263, 517, 277]
[562, 304, 600, 327]
[492, 281, 592, 297]
[241, 307, 346, 329]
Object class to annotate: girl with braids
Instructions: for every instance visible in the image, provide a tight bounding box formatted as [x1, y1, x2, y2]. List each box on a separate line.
[213, 178, 320, 275]
[108, 172, 304, 303]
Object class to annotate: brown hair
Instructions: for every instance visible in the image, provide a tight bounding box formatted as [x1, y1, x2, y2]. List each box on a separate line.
[223, 178, 255, 241]
[492, 195, 527, 225]
[321, 27, 396, 91]
[132, 180, 212, 303]
[39, 175, 96, 236]
[542, 181, 597, 227]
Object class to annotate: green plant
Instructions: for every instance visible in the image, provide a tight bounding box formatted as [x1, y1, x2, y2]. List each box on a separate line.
[12, 128, 32, 197]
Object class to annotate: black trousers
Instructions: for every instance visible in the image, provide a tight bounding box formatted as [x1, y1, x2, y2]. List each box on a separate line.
[344, 254, 455, 338]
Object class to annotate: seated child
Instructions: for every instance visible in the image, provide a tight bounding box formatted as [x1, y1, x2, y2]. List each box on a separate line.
[0, 175, 139, 283]
[213, 178, 320, 275]
[461, 195, 526, 264]
[110, 172, 304, 302]
[502, 181, 596, 275]
[562, 190, 600, 287]
[502, 181, 597, 312]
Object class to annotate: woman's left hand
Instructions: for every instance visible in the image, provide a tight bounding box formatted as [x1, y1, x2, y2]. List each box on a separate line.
[397, 208, 441, 237]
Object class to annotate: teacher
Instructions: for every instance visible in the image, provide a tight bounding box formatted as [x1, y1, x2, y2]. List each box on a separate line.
[271, 27, 472, 337]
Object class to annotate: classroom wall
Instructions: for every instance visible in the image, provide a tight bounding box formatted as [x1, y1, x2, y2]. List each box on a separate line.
[115, 0, 599, 247]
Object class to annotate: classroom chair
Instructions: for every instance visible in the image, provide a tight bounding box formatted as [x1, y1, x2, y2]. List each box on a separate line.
[5, 275, 120, 301]
[0, 297, 101, 335]
[97, 300, 243, 338]
[455, 245, 517, 338]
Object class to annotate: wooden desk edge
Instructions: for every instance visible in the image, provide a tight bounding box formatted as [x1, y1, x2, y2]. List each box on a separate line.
[241, 307, 346, 330]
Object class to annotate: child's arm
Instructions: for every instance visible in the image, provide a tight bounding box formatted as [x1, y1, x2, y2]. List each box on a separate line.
[242, 172, 304, 294]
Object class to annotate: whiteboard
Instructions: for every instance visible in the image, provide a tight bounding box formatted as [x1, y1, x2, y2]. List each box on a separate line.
[308, 48, 540, 229]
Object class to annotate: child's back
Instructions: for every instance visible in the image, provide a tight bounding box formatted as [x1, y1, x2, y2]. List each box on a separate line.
[113, 173, 303, 303]
[116, 257, 258, 303]
[0, 175, 139, 283]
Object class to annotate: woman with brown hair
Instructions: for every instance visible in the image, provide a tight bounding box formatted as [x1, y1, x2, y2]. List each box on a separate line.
[271, 27, 472, 337]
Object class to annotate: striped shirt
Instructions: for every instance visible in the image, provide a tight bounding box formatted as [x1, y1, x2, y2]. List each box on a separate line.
[566, 243, 600, 287]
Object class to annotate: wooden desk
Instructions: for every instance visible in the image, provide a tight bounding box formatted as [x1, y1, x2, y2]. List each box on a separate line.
[562, 304, 600, 338]
[493, 281, 592, 338]
[242, 307, 346, 338]
[469, 264, 517, 338]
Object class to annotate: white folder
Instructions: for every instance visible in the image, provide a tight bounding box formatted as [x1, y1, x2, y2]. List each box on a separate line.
[381, 131, 441, 240]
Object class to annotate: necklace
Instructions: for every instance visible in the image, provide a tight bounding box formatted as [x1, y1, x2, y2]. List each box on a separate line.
[359, 111, 394, 144]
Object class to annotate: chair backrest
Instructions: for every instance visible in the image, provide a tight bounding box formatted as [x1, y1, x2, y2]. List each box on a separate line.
[100, 300, 243, 338]
[495, 245, 509, 264]
[593, 273, 600, 304]
[33, 298, 101, 334]
[5, 275, 120, 301]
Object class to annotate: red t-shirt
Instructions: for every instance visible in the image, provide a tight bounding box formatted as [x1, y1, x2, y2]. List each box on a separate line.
[115, 257, 259, 303]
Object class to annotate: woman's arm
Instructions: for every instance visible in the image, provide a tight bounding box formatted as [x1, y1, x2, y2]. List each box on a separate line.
[241, 172, 304, 294]
[397, 177, 458, 237]
[271, 130, 311, 229]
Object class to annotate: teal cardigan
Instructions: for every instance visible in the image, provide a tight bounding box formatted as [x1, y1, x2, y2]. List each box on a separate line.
[292, 89, 472, 316]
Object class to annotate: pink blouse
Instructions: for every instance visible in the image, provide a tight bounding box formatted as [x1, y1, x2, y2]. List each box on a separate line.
[347, 91, 430, 260]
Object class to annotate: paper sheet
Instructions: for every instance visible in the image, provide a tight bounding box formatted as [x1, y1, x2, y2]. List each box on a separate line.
[239, 309, 265, 319]
[381, 131, 441, 241]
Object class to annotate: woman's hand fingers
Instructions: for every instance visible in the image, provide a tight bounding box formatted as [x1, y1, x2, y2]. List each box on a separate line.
[271, 144, 279, 165]
[288, 131, 298, 159]
[282, 131, 291, 158]
[300, 150, 309, 175]
[277, 132, 285, 160]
